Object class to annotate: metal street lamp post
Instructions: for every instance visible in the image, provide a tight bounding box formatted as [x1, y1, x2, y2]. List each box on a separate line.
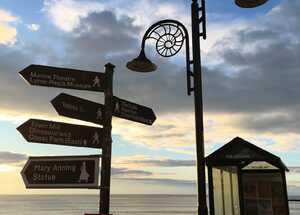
[126, 1, 269, 215]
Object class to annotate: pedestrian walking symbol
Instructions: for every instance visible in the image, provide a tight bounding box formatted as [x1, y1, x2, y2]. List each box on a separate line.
[79, 162, 90, 183]
[83, 139, 88, 146]
[93, 76, 101, 87]
[96, 108, 102, 121]
[114, 101, 120, 113]
[92, 132, 100, 145]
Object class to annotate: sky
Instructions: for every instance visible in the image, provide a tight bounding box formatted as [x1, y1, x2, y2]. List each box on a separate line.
[1, 0, 300, 196]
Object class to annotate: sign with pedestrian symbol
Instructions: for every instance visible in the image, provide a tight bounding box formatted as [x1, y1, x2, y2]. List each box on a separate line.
[21, 155, 100, 188]
[113, 97, 156, 125]
[51, 93, 105, 125]
[17, 119, 103, 149]
[17, 62, 157, 214]
[19, 65, 106, 92]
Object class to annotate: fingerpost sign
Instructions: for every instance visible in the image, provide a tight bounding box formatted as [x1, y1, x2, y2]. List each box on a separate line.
[19, 64, 106, 92]
[113, 96, 156, 125]
[17, 119, 103, 149]
[18, 62, 157, 215]
[21, 155, 100, 189]
[51, 93, 105, 125]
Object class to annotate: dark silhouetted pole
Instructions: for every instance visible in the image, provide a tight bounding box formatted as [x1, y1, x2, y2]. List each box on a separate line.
[100, 63, 115, 214]
[192, 0, 208, 214]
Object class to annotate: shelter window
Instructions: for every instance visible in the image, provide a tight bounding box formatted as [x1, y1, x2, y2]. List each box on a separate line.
[212, 166, 240, 215]
[242, 172, 287, 215]
[242, 161, 278, 170]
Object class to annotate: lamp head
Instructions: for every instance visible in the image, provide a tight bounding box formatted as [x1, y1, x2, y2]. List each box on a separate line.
[235, 0, 268, 8]
[126, 50, 157, 73]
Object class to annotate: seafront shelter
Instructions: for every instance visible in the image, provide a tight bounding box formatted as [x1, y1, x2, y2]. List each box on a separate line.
[206, 137, 289, 215]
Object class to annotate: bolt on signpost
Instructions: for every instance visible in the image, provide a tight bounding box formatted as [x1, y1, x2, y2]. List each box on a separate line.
[126, 0, 269, 214]
[18, 63, 156, 215]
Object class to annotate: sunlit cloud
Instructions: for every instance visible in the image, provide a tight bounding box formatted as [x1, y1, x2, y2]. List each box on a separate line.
[116, 177, 195, 186]
[42, 0, 188, 35]
[0, 104, 298, 156]
[0, 164, 17, 172]
[112, 113, 196, 153]
[0, 9, 18, 45]
[1, 0, 300, 192]
[0, 151, 27, 164]
[113, 112, 300, 155]
[0, 151, 27, 173]
[111, 167, 153, 178]
[114, 155, 195, 169]
[43, 0, 105, 32]
[1, 0, 300, 196]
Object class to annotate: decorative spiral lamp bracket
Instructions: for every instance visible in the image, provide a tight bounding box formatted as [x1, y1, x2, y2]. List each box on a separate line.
[141, 19, 194, 95]
[145, 22, 185, 58]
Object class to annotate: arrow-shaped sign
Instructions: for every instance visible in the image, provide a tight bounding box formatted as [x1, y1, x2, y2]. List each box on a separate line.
[19, 64, 106, 92]
[51, 93, 104, 125]
[113, 97, 156, 125]
[52, 93, 156, 125]
[21, 155, 100, 189]
[17, 119, 103, 149]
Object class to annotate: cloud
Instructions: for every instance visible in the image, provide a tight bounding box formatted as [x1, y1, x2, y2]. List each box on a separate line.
[115, 156, 195, 167]
[0, 9, 18, 45]
[112, 0, 189, 30]
[65, 11, 140, 59]
[43, 0, 188, 33]
[43, 0, 105, 32]
[196, 1, 300, 141]
[27, 24, 40, 32]
[287, 185, 300, 197]
[129, 159, 195, 167]
[2, 1, 300, 192]
[238, 112, 300, 134]
[116, 177, 196, 186]
[0, 41, 61, 124]
[112, 113, 196, 153]
[1, 0, 300, 156]
[0, 151, 27, 164]
[288, 167, 300, 173]
[111, 167, 152, 177]
[50, 9, 196, 155]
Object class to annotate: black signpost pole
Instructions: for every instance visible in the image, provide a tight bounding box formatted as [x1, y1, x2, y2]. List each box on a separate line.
[100, 63, 115, 214]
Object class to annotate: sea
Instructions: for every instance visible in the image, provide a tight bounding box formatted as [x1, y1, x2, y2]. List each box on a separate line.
[0, 195, 299, 215]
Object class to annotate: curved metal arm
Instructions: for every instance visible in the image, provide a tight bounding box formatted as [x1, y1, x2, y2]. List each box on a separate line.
[140, 19, 193, 95]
